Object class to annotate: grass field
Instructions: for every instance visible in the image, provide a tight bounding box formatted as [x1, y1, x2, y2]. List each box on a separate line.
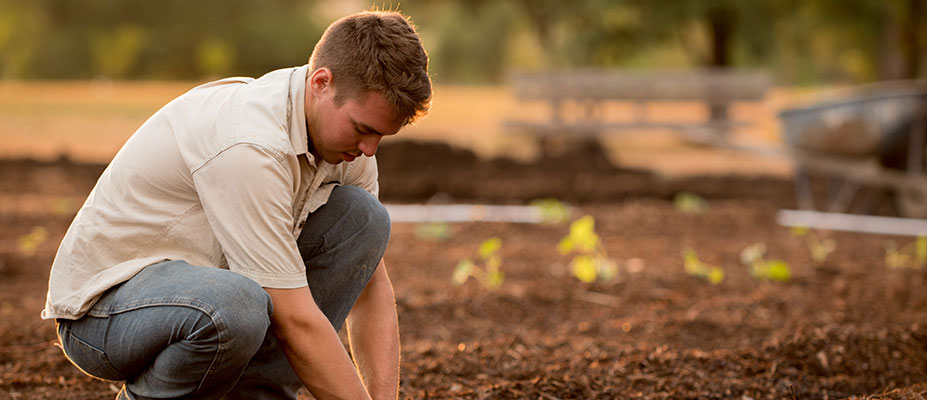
[0, 80, 814, 177]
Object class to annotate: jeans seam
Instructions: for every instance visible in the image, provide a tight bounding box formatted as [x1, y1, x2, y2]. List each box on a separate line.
[93, 297, 228, 394]
[64, 324, 125, 381]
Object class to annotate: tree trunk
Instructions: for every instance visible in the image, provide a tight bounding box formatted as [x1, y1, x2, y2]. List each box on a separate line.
[705, 5, 736, 133]
[706, 6, 735, 68]
[901, 0, 925, 79]
[879, 1, 906, 80]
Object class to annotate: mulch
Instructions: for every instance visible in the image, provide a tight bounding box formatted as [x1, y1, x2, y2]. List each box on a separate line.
[2, 141, 926, 399]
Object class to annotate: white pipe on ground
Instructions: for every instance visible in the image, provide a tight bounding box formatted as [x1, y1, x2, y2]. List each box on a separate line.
[777, 209, 927, 237]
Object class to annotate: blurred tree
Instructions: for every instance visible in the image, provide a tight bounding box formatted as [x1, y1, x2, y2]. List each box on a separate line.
[10, 0, 321, 80]
[627, 0, 788, 69]
[90, 25, 147, 79]
[0, 0, 47, 78]
[413, 0, 516, 83]
[508, 0, 648, 68]
[196, 37, 236, 78]
[0, 0, 922, 83]
[774, 0, 925, 82]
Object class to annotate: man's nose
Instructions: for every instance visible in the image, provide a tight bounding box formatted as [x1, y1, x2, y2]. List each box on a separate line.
[358, 135, 381, 157]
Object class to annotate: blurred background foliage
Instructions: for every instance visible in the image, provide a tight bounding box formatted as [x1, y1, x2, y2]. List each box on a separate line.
[0, 0, 923, 84]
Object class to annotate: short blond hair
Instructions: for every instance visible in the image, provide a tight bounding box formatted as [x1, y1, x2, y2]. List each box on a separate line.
[309, 11, 432, 126]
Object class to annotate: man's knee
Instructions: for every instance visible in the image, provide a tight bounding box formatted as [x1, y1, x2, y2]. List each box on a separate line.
[213, 273, 273, 344]
[327, 185, 390, 245]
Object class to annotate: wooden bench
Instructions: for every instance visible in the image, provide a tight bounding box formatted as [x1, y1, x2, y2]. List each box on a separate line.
[504, 69, 771, 150]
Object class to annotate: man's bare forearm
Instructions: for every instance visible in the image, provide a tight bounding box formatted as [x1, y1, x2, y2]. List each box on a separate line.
[347, 260, 400, 400]
[266, 287, 372, 400]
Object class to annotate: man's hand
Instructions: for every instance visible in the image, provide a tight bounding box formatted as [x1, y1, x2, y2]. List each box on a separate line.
[347, 259, 400, 400]
[265, 287, 371, 400]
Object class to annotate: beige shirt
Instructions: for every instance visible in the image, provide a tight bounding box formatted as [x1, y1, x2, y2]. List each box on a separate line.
[43, 66, 379, 320]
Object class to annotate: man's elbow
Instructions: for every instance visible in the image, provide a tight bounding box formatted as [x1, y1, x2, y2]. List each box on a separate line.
[266, 287, 332, 342]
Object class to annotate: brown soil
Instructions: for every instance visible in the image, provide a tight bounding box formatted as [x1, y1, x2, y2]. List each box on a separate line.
[2, 141, 927, 399]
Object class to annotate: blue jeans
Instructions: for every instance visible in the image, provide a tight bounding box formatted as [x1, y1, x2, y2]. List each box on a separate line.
[56, 186, 390, 400]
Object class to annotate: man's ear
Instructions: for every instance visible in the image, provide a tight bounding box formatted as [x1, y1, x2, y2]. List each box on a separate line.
[308, 68, 333, 96]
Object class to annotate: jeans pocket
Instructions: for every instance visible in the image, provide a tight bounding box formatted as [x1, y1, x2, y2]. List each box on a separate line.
[59, 322, 124, 381]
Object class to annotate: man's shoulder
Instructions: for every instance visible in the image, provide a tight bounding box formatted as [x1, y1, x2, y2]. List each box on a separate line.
[160, 67, 302, 169]
[217, 69, 300, 153]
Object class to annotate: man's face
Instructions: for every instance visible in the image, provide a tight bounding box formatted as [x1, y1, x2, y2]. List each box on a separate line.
[305, 69, 402, 164]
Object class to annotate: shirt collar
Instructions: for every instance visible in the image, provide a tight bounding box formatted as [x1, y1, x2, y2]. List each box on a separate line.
[287, 65, 311, 159]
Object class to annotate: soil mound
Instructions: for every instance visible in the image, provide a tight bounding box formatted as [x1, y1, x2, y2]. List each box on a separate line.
[376, 140, 797, 206]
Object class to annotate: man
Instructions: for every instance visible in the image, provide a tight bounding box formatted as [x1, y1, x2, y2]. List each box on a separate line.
[42, 10, 431, 400]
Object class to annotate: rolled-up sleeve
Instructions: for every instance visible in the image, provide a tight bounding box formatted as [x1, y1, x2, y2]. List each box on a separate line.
[192, 143, 307, 288]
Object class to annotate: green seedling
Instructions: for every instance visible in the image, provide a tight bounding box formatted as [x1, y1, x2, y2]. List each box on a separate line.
[673, 192, 708, 215]
[530, 198, 571, 224]
[415, 222, 451, 241]
[453, 237, 504, 290]
[790, 226, 836, 266]
[18, 226, 49, 257]
[884, 236, 927, 269]
[558, 215, 617, 283]
[740, 243, 791, 282]
[683, 248, 724, 284]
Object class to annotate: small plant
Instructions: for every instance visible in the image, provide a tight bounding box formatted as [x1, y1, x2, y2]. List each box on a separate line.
[558, 215, 617, 283]
[790, 226, 836, 266]
[740, 243, 791, 282]
[530, 198, 571, 224]
[673, 192, 708, 215]
[415, 222, 451, 241]
[453, 237, 504, 290]
[18, 226, 49, 257]
[683, 248, 724, 284]
[884, 236, 927, 269]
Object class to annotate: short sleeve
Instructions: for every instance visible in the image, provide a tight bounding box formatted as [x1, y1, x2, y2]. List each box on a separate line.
[192, 143, 307, 288]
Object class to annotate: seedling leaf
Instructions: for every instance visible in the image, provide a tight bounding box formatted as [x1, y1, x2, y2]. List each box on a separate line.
[740, 243, 766, 265]
[683, 248, 701, 275]
[557, 237, 575, 255]
[682, 247, 724, 285]
[596, 257, 618, 282]
[572, 255, 597, 283]
[478, 237, 502, 258]
[568, 216, 598, 253]
[674, 192, 708, 214]
[810, 238, 836, 264]
[766, 260, 791, 281]
[416, 222, 451, 241]
[452, 260, 474, 285]
[707, 268, 725, 284]
[559, 215, 618, 283]
[885, 238, 926, 269]
[453, 238, 505, 290]
[742, 243, 791, 282]
[487, 270, 505, 289]
[530, 198, 571, 224]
